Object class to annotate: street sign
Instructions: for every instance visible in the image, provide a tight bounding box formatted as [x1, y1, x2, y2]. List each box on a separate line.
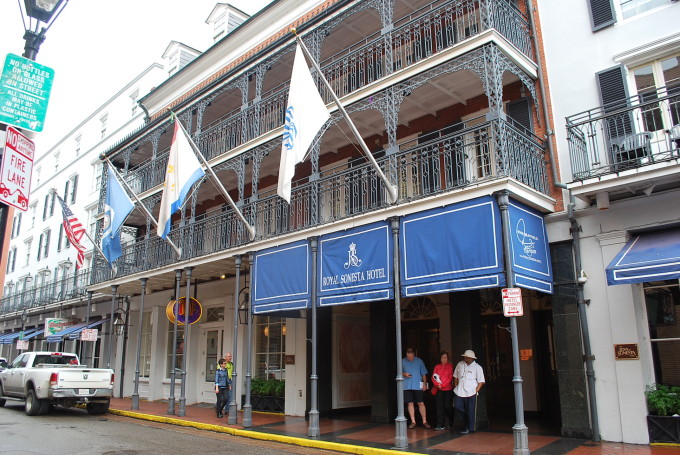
[0, 126, 34, 210]
[16, 339, 29, 350]
[0, 53, 55, 132]
[81, 328, 98, 341]
[502, 287, 523, 317]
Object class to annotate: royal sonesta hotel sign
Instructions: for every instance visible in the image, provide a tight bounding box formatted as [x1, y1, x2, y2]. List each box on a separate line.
[318, 221, 393, 306]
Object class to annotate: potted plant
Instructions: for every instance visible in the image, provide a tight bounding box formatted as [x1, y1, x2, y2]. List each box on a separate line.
[646, 384, 680, 443]
[242, 378, 285, 413]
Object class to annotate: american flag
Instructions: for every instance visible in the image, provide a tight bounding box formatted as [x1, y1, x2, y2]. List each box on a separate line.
[56, 194, 86, 269]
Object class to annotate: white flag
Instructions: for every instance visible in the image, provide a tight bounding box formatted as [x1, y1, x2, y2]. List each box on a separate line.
[157, 121, 206, 239]
[277, 44, 330, 202]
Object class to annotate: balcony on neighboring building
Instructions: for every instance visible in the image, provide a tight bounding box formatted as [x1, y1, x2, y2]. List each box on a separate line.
[567, 84, 680, 184]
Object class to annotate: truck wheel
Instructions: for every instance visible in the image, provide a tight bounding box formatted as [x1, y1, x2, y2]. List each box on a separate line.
[0, 382, 5, 407]
[86, 400, 110, 415]
[25, 389, 42, 416]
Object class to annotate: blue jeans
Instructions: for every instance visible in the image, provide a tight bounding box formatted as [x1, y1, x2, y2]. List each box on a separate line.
[454, 393, 477, 432]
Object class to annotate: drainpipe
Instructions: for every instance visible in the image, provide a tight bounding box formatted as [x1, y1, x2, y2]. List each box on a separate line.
[526, 0, 600, 441]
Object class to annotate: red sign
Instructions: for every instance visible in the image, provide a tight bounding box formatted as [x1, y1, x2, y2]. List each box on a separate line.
[1, 126, 34, 211]
[502, 287, 523, 317]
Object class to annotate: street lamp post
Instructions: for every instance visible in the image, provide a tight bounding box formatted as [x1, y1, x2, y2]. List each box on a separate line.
[20, 0, 69, 61]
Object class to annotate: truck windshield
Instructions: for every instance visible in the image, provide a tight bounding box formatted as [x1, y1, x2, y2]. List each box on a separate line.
[32, 355, 78, 366]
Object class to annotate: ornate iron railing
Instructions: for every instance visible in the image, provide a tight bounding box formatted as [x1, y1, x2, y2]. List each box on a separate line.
[92, 117, 546, 282]
[567, 85, 680, 181]
[0, 269, 92, 316]
[117, 0, 532, 192]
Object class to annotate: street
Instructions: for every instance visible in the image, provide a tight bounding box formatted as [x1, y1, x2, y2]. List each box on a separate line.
[0, 401, 334, 455]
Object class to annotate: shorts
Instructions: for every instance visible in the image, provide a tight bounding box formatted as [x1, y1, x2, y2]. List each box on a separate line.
[403, 389, 424, 403]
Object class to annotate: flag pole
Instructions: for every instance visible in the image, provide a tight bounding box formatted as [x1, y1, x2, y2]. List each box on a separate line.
[173, 117, 256, 241]
[291, 29, 398, 204]
[100, 156, 183, 259]
[52, 188, 112, 268]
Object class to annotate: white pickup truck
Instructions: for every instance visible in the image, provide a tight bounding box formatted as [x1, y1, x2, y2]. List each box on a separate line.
[0, 351, 113, 416]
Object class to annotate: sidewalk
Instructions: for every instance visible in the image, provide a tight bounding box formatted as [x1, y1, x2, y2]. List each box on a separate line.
[109, 398, 679, 455]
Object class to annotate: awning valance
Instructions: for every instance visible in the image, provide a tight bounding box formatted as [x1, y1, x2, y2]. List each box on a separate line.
[606, 229, 680, 285]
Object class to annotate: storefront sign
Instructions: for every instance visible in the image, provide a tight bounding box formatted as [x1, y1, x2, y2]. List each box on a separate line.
[253, 240, 311, 314]
[614, 343, 639, 360]
[166, 297, 202, 325]
[318, 221, 393, 306]
[508, 200, 553, 293]
[44, 318, 70, 336]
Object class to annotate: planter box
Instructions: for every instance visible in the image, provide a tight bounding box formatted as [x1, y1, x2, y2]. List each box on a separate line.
[647, 415, 680, 443]
[241, 395, 285, 413]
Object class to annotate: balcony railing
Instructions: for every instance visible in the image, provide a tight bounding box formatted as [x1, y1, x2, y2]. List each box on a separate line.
[118, 0, 533, 192]
[0, 268, 91, 316]
[96, 117, 546, 282]
[567, 85, 680, 181]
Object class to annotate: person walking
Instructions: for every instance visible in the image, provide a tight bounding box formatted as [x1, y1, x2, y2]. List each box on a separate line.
[431, 351, 454, 431]
[453, 349, 485, 434]
[224, 352, 234, 407]
[214, 358, 231, 418]
[402, 347, 431, 429]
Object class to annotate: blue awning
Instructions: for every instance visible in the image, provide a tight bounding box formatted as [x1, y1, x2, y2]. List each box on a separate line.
[22, 328, 44, 340]
[1, 327, 41, 344]
[68, 317, 110, 340]
[318, 221, 393, 306]
[508, 200, 553, 293]
[253, 240, 311, 314]
[606, 229, 680, 285]
[46, 321, 90, 343]
[400, 196, 506, 297]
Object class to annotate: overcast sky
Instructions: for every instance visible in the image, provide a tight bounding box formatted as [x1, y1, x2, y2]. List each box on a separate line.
[0, 0, 272, 150]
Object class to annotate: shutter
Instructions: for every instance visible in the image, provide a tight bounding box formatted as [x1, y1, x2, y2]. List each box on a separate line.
[64, 180, 70, 200]
[43, 195, 49, 220]
[507, 98, 533, 133]
[16, 213, 21, 236]
[596, 65, 633, 138]
[44, 230, 51, 258]
[58, 224, 63, 252]
[37, 234, 43, 260]
[11, 249, 16, 272]
[50, 192, 55, 216]
[71, 175, 79, 204]
[11, 217, 17, 238]
[588, 0, 616, 31]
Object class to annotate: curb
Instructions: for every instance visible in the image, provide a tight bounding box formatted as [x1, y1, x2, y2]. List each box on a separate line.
[108, 409, 411, 455]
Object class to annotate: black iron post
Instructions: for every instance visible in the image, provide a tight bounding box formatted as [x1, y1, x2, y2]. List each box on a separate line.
[106, 285, 118, 368]
[391, 217, 407, 449]
[308, 237, 319, 437]
[132, 278, 147, 410]
[168, 269, 182, 415]
[228, 256, 242, 424]
[178, 267, 193, 417]
[243, 253, 254, 428]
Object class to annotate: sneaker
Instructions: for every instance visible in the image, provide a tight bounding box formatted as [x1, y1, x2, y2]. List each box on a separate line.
[435, 426, 445, 431]
[459, 429, 470, 434]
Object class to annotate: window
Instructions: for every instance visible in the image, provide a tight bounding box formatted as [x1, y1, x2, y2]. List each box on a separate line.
[644, 280, 680, 385]
[93, 162, 103, 192]
[11, 212, 22, 238]
[100, 113, 108, 138]
[632, 55, 680, 132]
[255, 316, 286, 379]
[129, 89, 139, 116]
[140, 312, 152, 377]
[29, 203, 37, 229]
[166, 324, 185, 377]
[87, 207, 98, 239]
[50, 192, 55, 217]
[37, 233, 43, 261]
[42, 194, 49, 220]
[24, 239, 31, 267]
[6, 248, 16, 273]
[75, 134, 82, 157]
[41, 229, 51, 259]
[620, 0, 669, 19]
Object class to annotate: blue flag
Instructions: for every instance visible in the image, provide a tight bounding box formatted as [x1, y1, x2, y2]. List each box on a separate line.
[102, 167, 134, 265]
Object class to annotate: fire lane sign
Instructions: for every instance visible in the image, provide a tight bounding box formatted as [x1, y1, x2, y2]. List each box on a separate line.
[0, 53, 55, 132]
[502, 287, 523, 317]
[0, 126, 34, 211]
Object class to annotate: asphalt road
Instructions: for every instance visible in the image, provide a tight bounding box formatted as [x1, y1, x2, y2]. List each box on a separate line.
[0, 400, 334, 455]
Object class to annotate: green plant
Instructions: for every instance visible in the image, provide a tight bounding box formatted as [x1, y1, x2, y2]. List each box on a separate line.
[250, 378, 285, 397]
[646, 384, 680, 416]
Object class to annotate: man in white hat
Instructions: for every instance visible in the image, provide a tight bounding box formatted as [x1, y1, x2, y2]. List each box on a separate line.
[453, 349, 485, 434]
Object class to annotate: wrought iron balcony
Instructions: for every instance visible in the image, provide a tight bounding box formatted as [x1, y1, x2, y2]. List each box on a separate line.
[95, 117, 546, 282]
[0, 269, 91, 316]
[567, 85, 680, 181]
[116, 0, 533, 194]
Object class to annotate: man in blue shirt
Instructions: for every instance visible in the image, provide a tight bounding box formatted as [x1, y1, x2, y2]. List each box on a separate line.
[402, 347, 430, 429]
[214, 358, 231, 418]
